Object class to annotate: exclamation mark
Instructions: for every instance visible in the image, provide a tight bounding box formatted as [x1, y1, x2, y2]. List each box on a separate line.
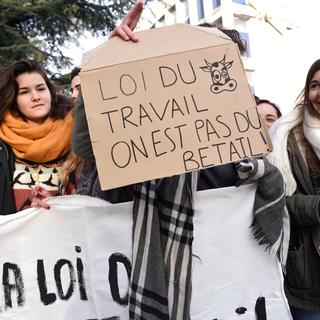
[260, 131, 270, 152]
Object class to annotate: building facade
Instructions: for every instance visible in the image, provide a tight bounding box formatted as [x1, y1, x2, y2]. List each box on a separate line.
[139, 0, 308, 113]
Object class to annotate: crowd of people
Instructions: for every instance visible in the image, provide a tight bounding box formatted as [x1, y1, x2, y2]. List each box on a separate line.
[0, 0, 319, 319]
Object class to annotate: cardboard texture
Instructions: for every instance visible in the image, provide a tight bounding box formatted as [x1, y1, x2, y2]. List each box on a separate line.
[80, 24, 271, 190]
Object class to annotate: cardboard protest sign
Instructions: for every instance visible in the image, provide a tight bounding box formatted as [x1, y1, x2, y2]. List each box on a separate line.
[80, 24, 271, 190]
[0, 191, 291, 320]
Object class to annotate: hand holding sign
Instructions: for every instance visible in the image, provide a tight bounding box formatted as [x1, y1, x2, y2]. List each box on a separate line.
[80, 25, 271, 190]
[31, 186, 50, 210]
[109, 0, 144, 42]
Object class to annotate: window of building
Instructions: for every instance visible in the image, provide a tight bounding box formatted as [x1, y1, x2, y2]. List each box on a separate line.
[233, 0, 246, 4]
[212, 0, 221, 9]
[240, 32, 251, 57]
[197, 0, 205, 20]
[180, 0, 190, 24]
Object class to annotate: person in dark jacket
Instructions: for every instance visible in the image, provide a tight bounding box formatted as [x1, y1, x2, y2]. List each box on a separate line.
[0, 140, 15, 214]
[268, 59, 320, 319]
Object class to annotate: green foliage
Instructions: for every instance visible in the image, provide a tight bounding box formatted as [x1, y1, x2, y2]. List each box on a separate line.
[0, 0, 134, 72]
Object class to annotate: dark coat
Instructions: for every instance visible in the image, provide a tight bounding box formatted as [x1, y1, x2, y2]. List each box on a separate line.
[0, 140, 16, 214]
[285, 132, 320, 311]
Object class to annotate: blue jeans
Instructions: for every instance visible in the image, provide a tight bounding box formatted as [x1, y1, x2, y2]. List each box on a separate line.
[290, 306, 320, 320]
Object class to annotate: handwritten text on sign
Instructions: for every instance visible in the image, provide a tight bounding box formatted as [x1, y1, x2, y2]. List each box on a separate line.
[81, 44, 269, 189]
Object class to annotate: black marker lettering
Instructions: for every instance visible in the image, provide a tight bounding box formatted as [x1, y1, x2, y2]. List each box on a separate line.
[183, 151, 200, 171]
[211, 142, 226, 164]
[171, 98, 185, 118]
[108, 253, 131, 306]
[151, 130, 167, 157]
[234, 112, 249, 133]
[183, 95, 190, 115]
[206, 119, 220, 141]
[141, 71, 147, 91]
[120, 74, 137, 96]
[111, 141, 131, 168]
[121, 106, 138, 129]
[235, 137, 248, 158]
[177, 61, 197, 85]
[191, 94, 208, 113]
[149, 100, 170, 121]
[3, 263, 25, 309]
[216, 115, 232, 138]
[98, 80, 118, 101]
[139, 104, 153, 126]
[54, 259, 75, 300]
[248, 109, 262, 129]
[229, 141, 242, 161]
[159, 66, 177, 88]
[164, 128, 176, 152]
[194, 119, 205, 143]
[37, 260, 56, 306]
[175, 123, 187, 149]
[131, 137, 149, 162]
[75, 246, 88, 301]
[199, 147, 214, 168]
[255, 297, 267, 320]
[101, 109, 119, 134]
[247, 137, 264, 157]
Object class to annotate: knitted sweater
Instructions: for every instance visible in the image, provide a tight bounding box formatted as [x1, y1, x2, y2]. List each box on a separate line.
[12, 158, 65, 212]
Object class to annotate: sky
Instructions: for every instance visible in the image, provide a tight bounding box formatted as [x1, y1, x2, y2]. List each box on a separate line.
[250, 0, 320, 113]
[62, 31, 107, 70]
[63, 0, 320, 114]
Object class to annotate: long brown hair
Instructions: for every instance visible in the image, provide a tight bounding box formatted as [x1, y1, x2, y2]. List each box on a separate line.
[60, 151, 84, 191]
[0, 59, 73, 121]
[298, 59, 320, 119]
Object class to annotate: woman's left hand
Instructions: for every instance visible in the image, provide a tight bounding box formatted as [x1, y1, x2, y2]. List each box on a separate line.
[31, 186, 51, 210]
[109, 0, 144, 42]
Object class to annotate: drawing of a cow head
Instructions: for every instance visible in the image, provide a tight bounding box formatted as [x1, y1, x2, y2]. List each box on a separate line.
[201, 55, 237, 94]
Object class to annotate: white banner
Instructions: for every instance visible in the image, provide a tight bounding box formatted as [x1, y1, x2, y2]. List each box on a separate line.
[0, 184, 292, 319]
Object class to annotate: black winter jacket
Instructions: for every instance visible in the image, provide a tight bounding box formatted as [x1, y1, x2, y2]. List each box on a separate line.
[0, 140, 16, 214]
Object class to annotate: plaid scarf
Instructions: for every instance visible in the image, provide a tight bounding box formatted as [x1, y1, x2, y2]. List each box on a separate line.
[129, 159, 289, 319]
[130, 173, 196, 320]
[236, 158, 290, 267]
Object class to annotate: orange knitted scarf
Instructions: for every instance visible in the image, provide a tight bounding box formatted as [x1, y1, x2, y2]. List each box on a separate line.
[0, 111, 73, 163]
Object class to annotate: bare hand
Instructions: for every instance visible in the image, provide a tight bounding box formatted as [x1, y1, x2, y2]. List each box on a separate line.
[109, 0, 144, 42]
[31, 186, 51, 210]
